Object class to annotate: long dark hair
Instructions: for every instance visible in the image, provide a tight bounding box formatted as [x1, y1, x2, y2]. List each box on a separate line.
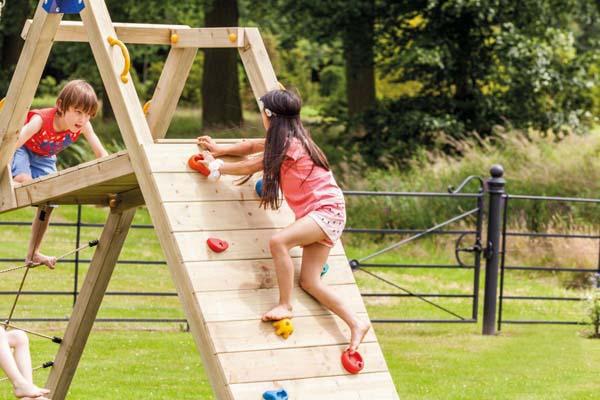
[260, 89, 330, 210]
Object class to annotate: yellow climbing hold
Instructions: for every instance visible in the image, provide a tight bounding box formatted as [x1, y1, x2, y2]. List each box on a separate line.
[228, 32, 238, 44]
[0, 98, 5, 111]
[273, 318, 294, 339]
[171, 33, 179, 45]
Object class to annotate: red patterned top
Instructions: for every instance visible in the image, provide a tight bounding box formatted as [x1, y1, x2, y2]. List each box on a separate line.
[23, 108, 82, 156]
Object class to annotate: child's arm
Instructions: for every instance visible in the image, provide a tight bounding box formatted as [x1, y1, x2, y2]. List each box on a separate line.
[81, 122, 109, 159]
[198, 136, 264, 157]
[202, 151, 263, 176]
[15, 115, 43, 149]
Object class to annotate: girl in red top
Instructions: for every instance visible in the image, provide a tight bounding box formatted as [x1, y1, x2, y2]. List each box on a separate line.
[11, 80, 109, 268]
[198, 89, 370, 352]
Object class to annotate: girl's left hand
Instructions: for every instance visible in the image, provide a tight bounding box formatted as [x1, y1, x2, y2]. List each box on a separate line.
[201, 150, 215, 164]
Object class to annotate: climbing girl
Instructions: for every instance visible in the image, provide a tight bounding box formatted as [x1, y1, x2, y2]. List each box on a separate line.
[10, 79, 109, 269]
[0, 326, 50, 399]
[197, 89, 370, 352]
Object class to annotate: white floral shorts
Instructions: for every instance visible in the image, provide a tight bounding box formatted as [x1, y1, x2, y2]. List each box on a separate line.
[308, 203, 346, 248]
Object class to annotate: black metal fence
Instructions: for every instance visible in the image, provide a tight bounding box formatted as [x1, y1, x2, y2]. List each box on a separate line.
[497, 194, 600, 330]
[0, 164, 598, 333]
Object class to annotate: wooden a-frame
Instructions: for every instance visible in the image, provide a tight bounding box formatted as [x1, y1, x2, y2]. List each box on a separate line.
[0, 1, 399, 399]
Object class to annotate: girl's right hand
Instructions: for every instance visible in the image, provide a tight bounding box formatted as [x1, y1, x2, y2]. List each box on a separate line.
[197, 135, 221, 156]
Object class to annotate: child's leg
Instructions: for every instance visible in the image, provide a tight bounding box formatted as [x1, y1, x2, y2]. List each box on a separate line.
[0, 328, 48, 398]
[6, 330, 33, 382]
[6, 331, 50, 397]
[262, 216, 330, 321]
[26, 205, 56, 268]
[299, 241, 371, 352]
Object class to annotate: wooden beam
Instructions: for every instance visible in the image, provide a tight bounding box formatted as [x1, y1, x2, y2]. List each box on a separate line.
[0, 166, 17, 210]
[45, 207, 136, 400]
[109, 188, 145, 212]
[147, 47, 197, 139]
[10, 152, 135, 211]
[0, 1, 62, 179]
[238, 28, 279, 104]
[21, 20, 190, 45]
[81, 2, 231, 398]
[171, 27, 244, 48]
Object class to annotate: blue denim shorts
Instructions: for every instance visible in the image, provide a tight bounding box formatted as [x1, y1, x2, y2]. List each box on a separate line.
[11, 146, 57, 179]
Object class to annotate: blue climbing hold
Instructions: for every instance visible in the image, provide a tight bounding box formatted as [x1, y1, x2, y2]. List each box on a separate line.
[255, 178, 263, 197]
[42, 0, 85, 14]
[320, 263, 329, 277]
[262, 389, 288, 400]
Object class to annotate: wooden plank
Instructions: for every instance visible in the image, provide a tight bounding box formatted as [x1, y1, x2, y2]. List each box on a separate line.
[174, 229, 345, 262]
[195, 284, 365, 323]
[14, 154, 135, 207]
[154, 172, 261, 202]
[229, 372, 399, 400]
[21, 20, 190, 44]
[171, 27, 244, 48]
[208, 313, 376, 354]
[219, 342, 389, 384]
[165, 201, 294, 231]
[81, 3, 232, 398]
[238, 28, 279, 104]
[155, 138, 259, 145]
[185, 255, 354, 292]
[147, 47, 198, 139]
[0, 2, 62, 178]
[146, 143, 252, 172]
[0, 166, 17, 211]
[45, 207, 136, 399]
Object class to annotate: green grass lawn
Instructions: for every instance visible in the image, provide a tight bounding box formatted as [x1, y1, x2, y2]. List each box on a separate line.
[0, 205, 598, 399]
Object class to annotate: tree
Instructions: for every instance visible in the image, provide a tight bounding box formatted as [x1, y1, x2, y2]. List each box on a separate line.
[0, 0, 34, 93]
[201, 0, 243, 129]
[249, 0, 377, 119]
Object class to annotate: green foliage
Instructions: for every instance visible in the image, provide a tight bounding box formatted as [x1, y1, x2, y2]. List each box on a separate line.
[584, 275, 600, 338]
[339, 127, 600, 238]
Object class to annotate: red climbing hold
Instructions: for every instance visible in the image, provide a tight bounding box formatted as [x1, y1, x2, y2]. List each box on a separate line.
[207, 237, 229, 253]
[188, 154, 210, 176]
[341, 350, 364, 374]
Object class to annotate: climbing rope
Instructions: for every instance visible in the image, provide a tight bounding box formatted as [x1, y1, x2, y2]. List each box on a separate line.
[0, 361, 53, 382]
[3, 240, 99, 326]
[1, 321, 62, 344]
[0, 240, 99, 274]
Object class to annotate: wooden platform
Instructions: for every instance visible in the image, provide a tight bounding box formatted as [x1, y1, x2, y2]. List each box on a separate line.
[0, 150, 137, 212]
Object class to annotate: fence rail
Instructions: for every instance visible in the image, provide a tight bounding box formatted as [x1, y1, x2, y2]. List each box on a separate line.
[0, 165, 597, 334]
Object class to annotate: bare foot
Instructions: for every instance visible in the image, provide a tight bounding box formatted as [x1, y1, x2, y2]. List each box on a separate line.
[21, 397, 50, 400]
[28, 252, 57, 269]
[13, 381, 49, 398]
[261, 304, 293, 321]
[347, 319, 371, 352]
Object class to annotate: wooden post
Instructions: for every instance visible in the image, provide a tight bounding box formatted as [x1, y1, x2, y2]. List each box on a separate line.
[147, 47, 197, 139]
[0, 0, 62, 204]
[80, 2, 231, 397]
[238, 28, 279, 104]
[45, 207, 137, 400]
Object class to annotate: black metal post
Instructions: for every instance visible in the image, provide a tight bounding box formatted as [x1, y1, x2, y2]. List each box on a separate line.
[497, 195, 510, 332]
[471, 191, 485, 320]
[482, 165, 505, 335]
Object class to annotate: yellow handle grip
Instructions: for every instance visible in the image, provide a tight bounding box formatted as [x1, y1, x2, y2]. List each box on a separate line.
[143, 100, 151, 115]
[107, 36, 131, 84]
